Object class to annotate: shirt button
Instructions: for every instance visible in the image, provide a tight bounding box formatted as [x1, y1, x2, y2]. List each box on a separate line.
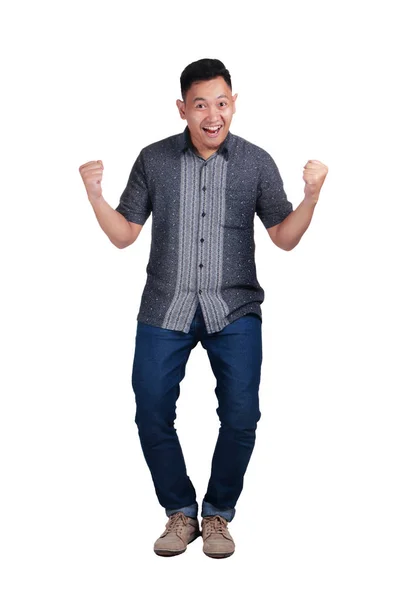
[199, 263, 203, 268]
[200, 238, 204, 242]
[199, 289, 202, 294]
[202, 212, 206, 217]
[202, 186, 206, 191]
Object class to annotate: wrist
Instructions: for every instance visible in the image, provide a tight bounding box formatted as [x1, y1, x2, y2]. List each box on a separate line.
[304, 193, 319, 206]
[88, 193, 103, 205]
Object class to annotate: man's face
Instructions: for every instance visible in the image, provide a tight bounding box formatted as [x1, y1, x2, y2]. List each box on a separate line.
[176, 76, 237, 158]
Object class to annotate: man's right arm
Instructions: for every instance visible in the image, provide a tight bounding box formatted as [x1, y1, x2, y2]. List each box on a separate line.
[89, 194, 143, 249]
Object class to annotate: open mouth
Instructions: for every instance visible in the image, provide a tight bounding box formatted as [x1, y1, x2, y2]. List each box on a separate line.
[202, 125, 223, 138]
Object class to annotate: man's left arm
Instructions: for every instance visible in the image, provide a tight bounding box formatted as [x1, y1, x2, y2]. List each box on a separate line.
[268, 160, 329, 251]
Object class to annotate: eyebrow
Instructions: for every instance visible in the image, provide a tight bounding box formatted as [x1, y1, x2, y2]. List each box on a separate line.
[192, 94, 229, 103]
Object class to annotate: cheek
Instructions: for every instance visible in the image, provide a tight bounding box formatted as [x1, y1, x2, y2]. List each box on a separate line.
[218, 108, 232, 123]
[187, 114, 203, 127]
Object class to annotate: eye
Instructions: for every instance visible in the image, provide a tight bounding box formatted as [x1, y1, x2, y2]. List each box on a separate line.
[219, 101, 228, 107]
[196, 103, 205, 108]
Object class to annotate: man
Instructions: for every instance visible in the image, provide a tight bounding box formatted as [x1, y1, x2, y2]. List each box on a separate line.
[79, 58, 328, 559]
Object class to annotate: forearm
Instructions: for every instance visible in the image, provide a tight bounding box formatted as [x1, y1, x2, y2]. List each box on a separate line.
[275, 194, 318, 251]
[89, 194, 132, 249]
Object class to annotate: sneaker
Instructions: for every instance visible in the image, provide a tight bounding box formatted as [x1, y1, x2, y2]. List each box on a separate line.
[154, 511, 200, 557]
[201, 515, 235, 558]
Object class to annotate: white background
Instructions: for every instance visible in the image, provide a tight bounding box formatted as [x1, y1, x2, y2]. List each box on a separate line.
[1, 0, 399, 598]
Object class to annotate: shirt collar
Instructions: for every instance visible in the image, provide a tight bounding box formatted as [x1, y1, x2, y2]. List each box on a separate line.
[177, 125, 232, 159]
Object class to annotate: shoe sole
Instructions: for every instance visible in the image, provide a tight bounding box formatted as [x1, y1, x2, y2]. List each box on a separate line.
[203, 550, 235, 559]
[154, 531, 201, 557]
[154, 548, 186, 557]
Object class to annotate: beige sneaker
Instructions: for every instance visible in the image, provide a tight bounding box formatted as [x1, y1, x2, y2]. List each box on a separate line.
[201, 515, 235, 558]
[154, 512, 200, 557]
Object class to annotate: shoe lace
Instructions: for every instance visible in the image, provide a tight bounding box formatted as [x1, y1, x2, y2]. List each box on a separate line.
[165, 512, 189, 536]
[203, 515, 227, 535]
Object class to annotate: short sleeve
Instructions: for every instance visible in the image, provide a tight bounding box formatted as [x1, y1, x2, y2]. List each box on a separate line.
[115, 151, 152, 225]
[256, 152, 293, 229]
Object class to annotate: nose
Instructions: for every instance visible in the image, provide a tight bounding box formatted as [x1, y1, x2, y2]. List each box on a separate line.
[207, 104, 221, 122]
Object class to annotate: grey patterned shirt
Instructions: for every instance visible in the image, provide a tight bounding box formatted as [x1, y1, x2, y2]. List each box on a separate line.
[115, 126, 293, 334]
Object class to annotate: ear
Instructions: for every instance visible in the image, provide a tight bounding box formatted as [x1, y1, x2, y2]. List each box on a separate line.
[232, 93, 238, 115]
[176, 99, 186, 120]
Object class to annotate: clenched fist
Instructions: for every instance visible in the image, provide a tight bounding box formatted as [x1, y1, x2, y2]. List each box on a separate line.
[79, 160, 104, 201]
[303, 159, 328, 202]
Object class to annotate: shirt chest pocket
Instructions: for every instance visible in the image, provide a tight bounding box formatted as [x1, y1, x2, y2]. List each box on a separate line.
[220, 188, 256, 230]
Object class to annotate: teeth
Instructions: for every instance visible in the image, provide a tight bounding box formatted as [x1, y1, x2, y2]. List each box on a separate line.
[204, 126, 221, 130]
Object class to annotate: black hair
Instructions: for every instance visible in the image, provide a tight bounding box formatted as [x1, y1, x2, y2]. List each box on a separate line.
[180, 58, 232, 102]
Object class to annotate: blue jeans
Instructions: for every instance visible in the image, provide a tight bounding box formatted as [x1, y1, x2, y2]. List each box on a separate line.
[131, 301, 262, 522]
